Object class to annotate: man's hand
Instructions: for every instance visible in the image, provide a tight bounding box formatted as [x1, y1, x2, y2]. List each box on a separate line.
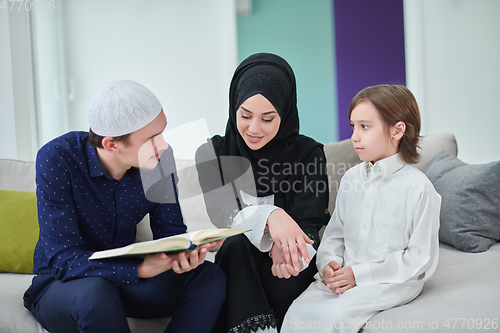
[270, 243, 297, 279]
[325, 265, 356, 294]
[137, 240, 222, 278]
[267, 209, 314, 273]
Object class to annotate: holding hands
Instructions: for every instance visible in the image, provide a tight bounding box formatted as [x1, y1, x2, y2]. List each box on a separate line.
[267, 209, 314, 278]
[323, 260, 356, 294]
[270, 243, 297, 279]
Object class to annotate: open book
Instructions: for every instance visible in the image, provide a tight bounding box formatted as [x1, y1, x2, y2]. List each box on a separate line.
[89, 227, 249, 260]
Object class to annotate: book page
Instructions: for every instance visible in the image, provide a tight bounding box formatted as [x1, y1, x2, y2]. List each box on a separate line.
[190, 227, 249, 245]
[89, 233, 192, 259]
[89, 228, 250, 260]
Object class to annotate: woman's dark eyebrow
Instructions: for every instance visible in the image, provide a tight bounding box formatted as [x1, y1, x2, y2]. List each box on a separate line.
[240, 106, 253, 114]
[240, 106, 277, 115]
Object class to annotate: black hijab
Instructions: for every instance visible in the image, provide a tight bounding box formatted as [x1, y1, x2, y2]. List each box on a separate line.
[211, 53, 322, 204]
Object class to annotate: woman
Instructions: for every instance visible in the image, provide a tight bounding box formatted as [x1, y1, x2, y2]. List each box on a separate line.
[196, 53, 330, 333]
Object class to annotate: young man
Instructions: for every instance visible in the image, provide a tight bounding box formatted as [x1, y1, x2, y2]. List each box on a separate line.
[23, 79, 226, 333]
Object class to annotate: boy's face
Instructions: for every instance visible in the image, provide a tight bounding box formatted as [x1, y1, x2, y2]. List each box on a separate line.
[116, 110, 169, 170]
[350, 101, 398, 164]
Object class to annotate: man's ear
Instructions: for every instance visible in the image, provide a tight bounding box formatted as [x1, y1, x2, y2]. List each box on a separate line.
[392, 121, 406, 141]
[101, 137, 120, 154]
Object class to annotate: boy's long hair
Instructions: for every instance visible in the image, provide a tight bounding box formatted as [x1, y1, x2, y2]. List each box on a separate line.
[348, 85, 421, 165]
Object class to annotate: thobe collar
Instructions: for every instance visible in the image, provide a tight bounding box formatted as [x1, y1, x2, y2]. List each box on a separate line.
[364, 154, 406, 181]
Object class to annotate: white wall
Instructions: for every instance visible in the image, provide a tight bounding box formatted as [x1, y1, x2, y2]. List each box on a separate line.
[0, 10, 37, 161]
[404, 0, 500, 164]
[0, 11, 18, 160]
[31, 5, 69, 147]
[51, 0, 237, 160]
[6, 1, 500, 164]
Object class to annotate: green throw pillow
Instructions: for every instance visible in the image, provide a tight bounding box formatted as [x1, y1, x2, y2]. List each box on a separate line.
[0, 190, 39, 273]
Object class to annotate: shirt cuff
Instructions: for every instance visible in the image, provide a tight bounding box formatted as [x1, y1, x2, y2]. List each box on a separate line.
[350, 263, 372, 286]
[299, 244, 316, 271]
[115, 260, 141, 285]
[232, 204, 280, 252]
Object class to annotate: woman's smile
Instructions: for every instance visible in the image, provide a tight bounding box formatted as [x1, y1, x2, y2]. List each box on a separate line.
[246, 134, 264, 143]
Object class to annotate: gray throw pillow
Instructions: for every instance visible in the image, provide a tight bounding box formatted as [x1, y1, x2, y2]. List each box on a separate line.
[426, 151, 500, 252]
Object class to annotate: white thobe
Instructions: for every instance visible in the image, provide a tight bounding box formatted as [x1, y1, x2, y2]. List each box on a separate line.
[282, 154, 441, 333]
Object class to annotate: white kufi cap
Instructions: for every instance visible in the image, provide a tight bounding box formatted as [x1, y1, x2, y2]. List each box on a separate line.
[88, 79, 162, 136]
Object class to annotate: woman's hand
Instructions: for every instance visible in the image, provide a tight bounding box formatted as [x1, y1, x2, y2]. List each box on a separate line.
[270, 243, 297, 279]
[267, 209, 314, 272]
[137, 240, 222, 278]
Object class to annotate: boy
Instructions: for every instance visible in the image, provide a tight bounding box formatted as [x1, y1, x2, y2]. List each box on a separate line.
[282, 85, 441, 333]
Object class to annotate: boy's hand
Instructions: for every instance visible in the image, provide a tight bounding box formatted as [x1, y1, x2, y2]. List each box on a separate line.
[327, 266, 356, 294]
[322, 260, 341, 286]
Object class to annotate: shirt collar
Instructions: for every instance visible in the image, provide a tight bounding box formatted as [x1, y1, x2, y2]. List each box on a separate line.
[364, 154, 406, 181]
[85, 139, 141, 185]
[85, 140, 108, 178]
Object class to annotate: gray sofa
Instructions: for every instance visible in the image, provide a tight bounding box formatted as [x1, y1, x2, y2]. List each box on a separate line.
[1, 133, 499, 333]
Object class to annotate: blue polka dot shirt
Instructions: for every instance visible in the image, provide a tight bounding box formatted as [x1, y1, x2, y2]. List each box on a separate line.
[33, 131, 187, 285]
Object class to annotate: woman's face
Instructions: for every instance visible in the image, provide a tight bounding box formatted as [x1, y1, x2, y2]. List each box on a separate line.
[236, 94, 281, 150]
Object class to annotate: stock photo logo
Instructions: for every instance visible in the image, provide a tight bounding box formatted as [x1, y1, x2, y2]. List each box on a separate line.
[138, 119, 258, 211]
[136, 118, 363, 223]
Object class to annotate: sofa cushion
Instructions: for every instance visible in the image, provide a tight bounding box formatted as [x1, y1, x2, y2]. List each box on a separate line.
[175, 159, 214, 232]
[323, 139, 362, 213]
[363, 243, 500, 332]
[0, 273, 170, 333]
[425, 151, 500, 252]
[0, 273, 48, 333]
[0, 190, 39, 273]
[415, 133, 457, 173]
[0, 158, 36, 192]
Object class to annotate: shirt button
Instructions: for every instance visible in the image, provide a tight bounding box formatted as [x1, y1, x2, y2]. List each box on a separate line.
[363, 225, 367, 230]
[365, 204, 370, 208]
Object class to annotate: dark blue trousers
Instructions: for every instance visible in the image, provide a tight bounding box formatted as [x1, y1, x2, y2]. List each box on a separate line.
[25, 262, 226, 333]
